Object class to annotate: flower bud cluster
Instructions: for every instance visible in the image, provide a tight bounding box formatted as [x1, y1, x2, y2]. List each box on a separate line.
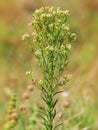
[69, 33, 76, 42]
[27, 7, 76, 76]
[22, 33, 30, 41]
[59, 74, 72, 86]
[31, 7, 75, 46]
[19, 85, 34, 112]
[4, 93, 18, 130]
[35, 50, 41, 58]
[26, 70, 34, 82]
[38, 80, 44, 87]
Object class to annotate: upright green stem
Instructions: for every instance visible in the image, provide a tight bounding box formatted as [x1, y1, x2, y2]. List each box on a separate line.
[41, 47, 56, 130]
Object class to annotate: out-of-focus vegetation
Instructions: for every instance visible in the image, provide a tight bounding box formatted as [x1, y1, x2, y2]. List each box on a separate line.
[0, 0, 98, 129]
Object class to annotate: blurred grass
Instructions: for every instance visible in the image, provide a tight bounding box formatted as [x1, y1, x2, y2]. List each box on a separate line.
[0, 0, 98, 129]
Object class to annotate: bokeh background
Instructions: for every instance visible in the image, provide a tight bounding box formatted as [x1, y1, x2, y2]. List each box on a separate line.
[0, 0, 98, 129]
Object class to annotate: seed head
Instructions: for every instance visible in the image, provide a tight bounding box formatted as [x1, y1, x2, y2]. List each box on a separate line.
[19, 104, 26, 111]
[27, 85, 34, 92]
[22, 93, 30, 100]
[11, 113, 19, 120]
[63, 101, 70, 108]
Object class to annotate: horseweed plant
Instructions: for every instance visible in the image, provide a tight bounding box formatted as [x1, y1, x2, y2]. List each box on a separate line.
[23, 7, 76, 130]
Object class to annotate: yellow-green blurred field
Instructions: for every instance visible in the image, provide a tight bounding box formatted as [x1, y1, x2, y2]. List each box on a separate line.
[0, 0, 98, 129]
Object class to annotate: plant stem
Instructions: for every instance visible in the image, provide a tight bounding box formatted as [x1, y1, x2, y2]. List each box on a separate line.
[43, 51, 55, 130]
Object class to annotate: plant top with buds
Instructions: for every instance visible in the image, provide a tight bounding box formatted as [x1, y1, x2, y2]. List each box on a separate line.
[23, 7, 76, 130]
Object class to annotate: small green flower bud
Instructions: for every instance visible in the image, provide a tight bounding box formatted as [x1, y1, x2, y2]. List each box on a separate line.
[26, 70, 31, 75]
[8, 101, 15, 107]
[22, 33, 30, 41]
[38, 80, 44, 86]
[8, 108, 15, 114]
[46, 45, 54, 53]
[69, 33, 77, 42]
[9, 119, 16, 128]
[65, 74, 72, 82]
[35, 50, 41, 58]
[64, 10, 69, 15]
[26, 70, 34, 80]
[11, 94, 16, 102]
[64, 26, 69, 31]
[66, 44, 71, 50]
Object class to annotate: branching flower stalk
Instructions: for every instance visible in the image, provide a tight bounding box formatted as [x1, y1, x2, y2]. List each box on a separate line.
[23, 7, 76, 130]
[4, 93, 19, 130]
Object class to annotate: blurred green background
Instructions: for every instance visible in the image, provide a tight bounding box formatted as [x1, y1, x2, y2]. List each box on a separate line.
[0, 0, 98, 129]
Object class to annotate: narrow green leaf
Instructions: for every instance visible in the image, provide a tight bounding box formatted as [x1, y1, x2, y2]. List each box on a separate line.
[53, 90, 63, 96]
[53, 122, 63, 130]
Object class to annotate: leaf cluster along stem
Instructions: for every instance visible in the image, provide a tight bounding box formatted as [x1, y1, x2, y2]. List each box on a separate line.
[41, 49, 59, 130]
